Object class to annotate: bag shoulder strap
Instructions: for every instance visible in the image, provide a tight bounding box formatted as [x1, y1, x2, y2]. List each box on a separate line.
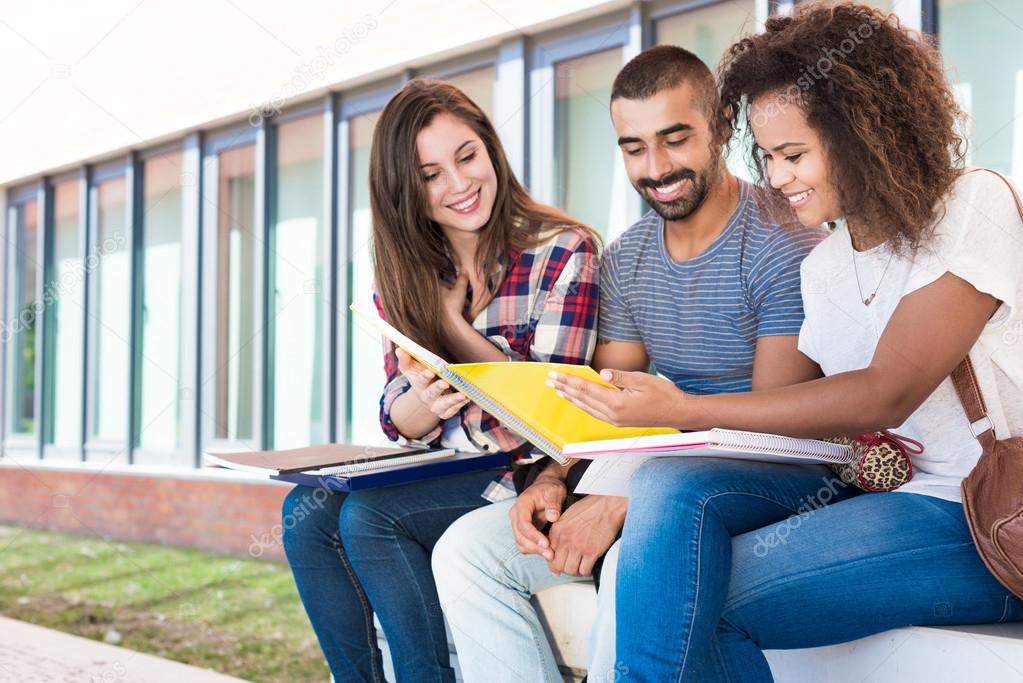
[948, 168, 1022, 455]
[950, 357, 997, 455]
[962, 167, 1023, 218]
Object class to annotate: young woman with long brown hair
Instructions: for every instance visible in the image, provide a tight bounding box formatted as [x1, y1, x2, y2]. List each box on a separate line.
[282, 79, 600, 683]
[547, 3, 1023, 680]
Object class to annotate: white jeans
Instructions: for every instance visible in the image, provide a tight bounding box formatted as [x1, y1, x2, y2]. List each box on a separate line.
[432, 498, 619, 683]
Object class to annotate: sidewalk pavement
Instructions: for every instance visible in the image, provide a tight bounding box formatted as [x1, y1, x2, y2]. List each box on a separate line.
[0, 616, 251, 683]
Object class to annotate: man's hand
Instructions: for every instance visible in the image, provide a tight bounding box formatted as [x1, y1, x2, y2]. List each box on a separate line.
[546, 368, 685, 428]
[509, 474, 567, 559]
[547, 495, 627, 577]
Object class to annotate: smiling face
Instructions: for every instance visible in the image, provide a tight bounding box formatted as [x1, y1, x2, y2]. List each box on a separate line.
[610, 81, 721, 221]
[416, 112, 498, 237]
[749, 93, 843, 227]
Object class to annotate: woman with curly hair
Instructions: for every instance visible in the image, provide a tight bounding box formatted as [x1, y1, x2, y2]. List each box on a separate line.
[546, 2, 1023, 680]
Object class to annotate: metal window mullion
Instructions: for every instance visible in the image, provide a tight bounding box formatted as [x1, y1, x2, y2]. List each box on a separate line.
[335, 115, 352, 443]
[256, 120, 274, 450]
[127, 153, 141, 464]
[83, 178, 100, 460]
[81, 169, 97, 460]
[181, 133, 202, 467]
[0, 196, 8, 452]
[495, 37, 528, 183]
[40, 182, 52, 453]
[76, 168, 89, 461]
[922, 0, 937, 36]
[199, 152, 220, 453]
[33, 185, 48, 459]
[625, 4, 650, 225]
[323, 95, 340, 444]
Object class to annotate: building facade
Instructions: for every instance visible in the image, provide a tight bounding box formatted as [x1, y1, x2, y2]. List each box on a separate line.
[0, 0, 1019, 501]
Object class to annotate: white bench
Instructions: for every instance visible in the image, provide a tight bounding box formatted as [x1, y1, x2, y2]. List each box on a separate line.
[376, 582, 1023, 682]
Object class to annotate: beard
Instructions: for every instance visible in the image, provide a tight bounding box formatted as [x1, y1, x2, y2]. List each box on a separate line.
[636, 158, 719, 221]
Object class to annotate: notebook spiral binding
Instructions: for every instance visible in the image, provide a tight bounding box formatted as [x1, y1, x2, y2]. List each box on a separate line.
[444, 370, 565, 463]
[713, 429, 850, 462]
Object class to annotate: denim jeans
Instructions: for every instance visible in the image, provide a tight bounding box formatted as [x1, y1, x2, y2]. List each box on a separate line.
[431, 497, 619, 683]
[615, 457, 1023, 682]
[281, 469, 499, 683]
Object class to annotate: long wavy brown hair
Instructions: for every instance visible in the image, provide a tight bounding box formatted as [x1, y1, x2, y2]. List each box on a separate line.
[718, 1, 967, 251]
[369, 79, 596, 358]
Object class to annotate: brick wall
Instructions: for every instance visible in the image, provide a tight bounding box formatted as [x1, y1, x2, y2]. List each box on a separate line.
[0, 464, 293, 561]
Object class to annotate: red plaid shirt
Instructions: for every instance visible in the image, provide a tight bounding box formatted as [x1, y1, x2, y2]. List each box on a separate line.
[375, 226, 599, 469]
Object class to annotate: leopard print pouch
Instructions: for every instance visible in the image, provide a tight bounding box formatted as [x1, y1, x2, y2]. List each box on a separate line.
[826, 431, 921, 492]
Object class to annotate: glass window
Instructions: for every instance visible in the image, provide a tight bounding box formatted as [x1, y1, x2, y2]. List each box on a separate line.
[347, 110, 389, 444]
[272, 115, 326, 449]
[657, 1, 758, 181]
[138, 151, 184, 451]
[47, 180, 84, 448]
[554, 47, 628, 237]
[940, 0, 1023, 186]
[795, 0, 892, 9]
[656, 1, 757, 69]
[10, 198, 40, 435]
[214, 144, 258, 441]
[90, 177, 130, 443]
[443, 66, 495, 118]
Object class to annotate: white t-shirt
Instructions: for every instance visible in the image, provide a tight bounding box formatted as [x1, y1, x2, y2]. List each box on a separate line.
[798, 170, 1023, 502]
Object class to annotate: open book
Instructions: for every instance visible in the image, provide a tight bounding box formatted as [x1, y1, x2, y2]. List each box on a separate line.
[351, 302, 677, 464]
[570, 429, 854, 496]
[203, 443, 451, 475]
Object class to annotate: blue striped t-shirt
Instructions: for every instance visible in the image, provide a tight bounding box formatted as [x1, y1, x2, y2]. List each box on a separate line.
[599, 180, 823, 395]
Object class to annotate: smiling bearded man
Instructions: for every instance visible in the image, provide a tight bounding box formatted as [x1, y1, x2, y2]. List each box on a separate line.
[431, 44, 829, 683]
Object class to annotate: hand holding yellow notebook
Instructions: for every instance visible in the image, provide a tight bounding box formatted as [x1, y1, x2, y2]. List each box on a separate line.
[351, 303, 677, 463]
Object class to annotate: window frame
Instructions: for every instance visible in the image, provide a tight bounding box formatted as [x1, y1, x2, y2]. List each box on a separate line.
[83, 158, 133, 464]
[41, 168, 89, 463]
[131, 139, 200, 467]
[199, 123, 266, 455]
[265, 98, 334, 449]
[335, 80, 401, 443]
[528, 11, 641, 235]
[3, 182, 44, 460]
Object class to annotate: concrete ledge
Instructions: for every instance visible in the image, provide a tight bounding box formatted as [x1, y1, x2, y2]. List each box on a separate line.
[765, 622, 1023, 683]
[378, 583, 1023, 682]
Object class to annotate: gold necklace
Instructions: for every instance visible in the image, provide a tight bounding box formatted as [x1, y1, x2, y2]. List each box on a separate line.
[852, 250, 895, 306]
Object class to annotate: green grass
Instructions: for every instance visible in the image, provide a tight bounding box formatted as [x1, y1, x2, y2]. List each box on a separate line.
[0, 524, 328, 682]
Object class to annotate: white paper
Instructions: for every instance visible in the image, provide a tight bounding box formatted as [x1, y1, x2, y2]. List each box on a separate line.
[573, 447, 846, 497]
[573, 453, 650, 496]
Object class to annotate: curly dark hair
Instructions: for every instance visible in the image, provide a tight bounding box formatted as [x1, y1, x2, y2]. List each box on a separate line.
[718, 1, 967, 251]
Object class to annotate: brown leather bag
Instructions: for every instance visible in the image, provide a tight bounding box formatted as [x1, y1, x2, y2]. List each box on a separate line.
[953, 359, 1023, 600]
[954, 168, 1023, 600]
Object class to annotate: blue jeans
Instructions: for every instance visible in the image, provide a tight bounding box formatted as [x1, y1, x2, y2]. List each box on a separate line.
[432, 497, 619, 683]
[281, 469, 498, 683]
[616, 457, 1023, 682]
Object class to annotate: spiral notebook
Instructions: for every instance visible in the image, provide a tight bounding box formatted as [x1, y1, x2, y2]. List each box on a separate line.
[271, 451, 509, 492]
[351, 303, 677, 464]
[570, 428, 854, 496]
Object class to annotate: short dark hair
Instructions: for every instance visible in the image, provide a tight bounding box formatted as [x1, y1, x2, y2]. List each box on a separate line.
[610, 45, 719, 120]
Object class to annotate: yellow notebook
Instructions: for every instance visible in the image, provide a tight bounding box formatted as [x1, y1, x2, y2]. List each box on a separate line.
[351, 303, 677, 463]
